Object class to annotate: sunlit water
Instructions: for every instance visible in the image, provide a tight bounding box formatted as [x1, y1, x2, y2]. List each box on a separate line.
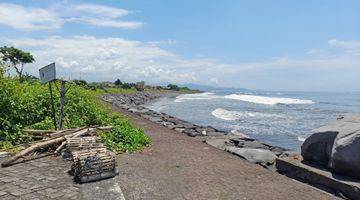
[145, 89, 360, 151]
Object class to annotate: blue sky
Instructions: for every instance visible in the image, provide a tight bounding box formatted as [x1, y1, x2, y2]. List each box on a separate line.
[0, 0, 359, 91]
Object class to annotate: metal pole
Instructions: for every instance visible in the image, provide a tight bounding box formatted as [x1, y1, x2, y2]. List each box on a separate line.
[58, 80, 66, 130]
[49, 81, 57, 130]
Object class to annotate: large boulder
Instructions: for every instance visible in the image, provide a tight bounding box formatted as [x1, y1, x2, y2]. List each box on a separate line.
[329, 115, 360, 178]
[301, 114, 360, 179]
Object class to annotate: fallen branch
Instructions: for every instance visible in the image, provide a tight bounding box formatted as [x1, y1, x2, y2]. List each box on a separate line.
[22, 129, 55, 136]
[2, 126, 113, 167]
[54, 128, 93, 154]
[1, 136, 65, 167]
[50, 127, 87, 138]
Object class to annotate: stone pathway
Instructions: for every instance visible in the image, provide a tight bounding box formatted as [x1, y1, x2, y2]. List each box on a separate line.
[0, 156, 80, 200]
[0, 156, 125, 200]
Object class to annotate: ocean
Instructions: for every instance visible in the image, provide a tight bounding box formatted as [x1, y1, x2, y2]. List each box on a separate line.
[145, 89, 360, 151]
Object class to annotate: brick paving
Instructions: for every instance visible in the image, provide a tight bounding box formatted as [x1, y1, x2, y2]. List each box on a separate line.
[0, 156, 125, 200]
[0, 156, 80, 200]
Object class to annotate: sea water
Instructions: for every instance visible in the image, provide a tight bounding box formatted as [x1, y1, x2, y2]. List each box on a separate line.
[145, 89, 360, 151]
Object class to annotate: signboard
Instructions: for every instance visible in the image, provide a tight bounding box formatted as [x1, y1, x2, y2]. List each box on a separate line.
[39, 63, 56, 84]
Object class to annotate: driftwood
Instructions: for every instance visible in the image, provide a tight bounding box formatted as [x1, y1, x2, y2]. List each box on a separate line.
[54, 128, 93, 155]
[50, 127, 87, 138]
[1, 136, 66, 167]
[22, 129, 55, 136]
[54, 126, 112, 154]
[2, 126, 113, 167]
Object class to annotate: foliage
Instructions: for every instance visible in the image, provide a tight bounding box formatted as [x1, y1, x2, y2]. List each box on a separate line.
[114, 79, 122, 86]
[167, 84, 179, 91]
[73, 79, 87, 87]
[0, 77, 150, 152]
[0, 46, 35, 81]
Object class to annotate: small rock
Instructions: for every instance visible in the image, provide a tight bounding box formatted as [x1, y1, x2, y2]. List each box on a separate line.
[225, 147, 277, 164]
[174, 128, 185, 133]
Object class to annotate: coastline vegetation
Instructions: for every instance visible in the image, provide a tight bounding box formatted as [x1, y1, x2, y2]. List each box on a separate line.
[0, 46, 198, 153]
[0, 47, 151, 153]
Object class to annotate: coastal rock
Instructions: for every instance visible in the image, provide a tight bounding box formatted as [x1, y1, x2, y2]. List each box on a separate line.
[301, 114, 360, 179]
[329, 115, 360, 179]
[174, 128, 185, 133]
[301, 129, 337, 166]
[230, 138, 270, 150]
[226, 147, 277, 164]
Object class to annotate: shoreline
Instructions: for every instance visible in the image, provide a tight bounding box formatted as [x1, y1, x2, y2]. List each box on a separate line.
[102, 91, 297, 169]
[103, 91, 359, 199]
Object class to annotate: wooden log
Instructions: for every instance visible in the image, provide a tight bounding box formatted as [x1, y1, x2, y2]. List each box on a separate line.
[22, 129, 55, 136]
[97, 126, 113, 131]
[1, 128, 95, 167]
[50, 127, 87, 138]
[1, 136, 65, 167]
[54, 128, 93, 155]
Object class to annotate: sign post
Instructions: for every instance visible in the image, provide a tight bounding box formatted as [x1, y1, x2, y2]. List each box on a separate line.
[39, 63, 57, 130]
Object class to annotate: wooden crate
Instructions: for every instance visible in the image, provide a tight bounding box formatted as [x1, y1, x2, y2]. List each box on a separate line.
[66, 136, 104, 152]
[72, 148, 116, 183]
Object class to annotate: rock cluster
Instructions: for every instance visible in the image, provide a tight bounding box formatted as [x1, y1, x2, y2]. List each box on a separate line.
[301, 114, 360, 179]
[103, 92, 292, 169]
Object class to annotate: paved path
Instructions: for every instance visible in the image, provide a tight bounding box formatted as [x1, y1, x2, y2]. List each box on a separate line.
[114, 105, 338, 200]
[0, 104, 338, 199]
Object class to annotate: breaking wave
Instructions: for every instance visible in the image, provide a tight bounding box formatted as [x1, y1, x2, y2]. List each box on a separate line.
[224, 94, 314, 105]
[211, 108, 282, 121]
[175, 92, 219, 102]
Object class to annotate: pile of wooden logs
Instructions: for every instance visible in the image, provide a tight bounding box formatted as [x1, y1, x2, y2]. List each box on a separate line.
[1, 126, 117, 183]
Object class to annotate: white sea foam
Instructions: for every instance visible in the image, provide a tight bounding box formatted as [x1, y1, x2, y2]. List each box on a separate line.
[230, 130, 250, 138]
[211, 108, 281, 121]
[175, 92, 219, 102]
[224, 94, 314, 105]
[297, 135, 307, 142]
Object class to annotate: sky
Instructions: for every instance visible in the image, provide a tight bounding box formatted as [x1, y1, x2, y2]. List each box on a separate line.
[0, 0, 359, 91]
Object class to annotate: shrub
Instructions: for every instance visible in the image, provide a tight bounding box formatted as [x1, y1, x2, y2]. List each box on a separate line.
[0, 77, 150, 152]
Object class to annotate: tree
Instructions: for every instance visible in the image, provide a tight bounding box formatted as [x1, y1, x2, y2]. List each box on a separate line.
[167, 84, 179, 91]
[114, 79, 122, 86]
[0, 46, 35, 81]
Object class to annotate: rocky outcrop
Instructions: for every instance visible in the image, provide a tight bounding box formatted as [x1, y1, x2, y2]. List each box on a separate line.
[103, 92, 290, 169]
[301, 114, 360, 179]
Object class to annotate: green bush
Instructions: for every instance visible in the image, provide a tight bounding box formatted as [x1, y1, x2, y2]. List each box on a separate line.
[0, 77, 150, 152]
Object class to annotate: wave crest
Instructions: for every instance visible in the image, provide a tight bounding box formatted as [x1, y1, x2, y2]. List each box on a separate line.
[175, 92, 218, 102]
[211, 108, 282, 121]
[224, 94, 314, 105]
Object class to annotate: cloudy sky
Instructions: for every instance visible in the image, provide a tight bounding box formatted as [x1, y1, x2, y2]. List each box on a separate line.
[0, 0, 359, 91]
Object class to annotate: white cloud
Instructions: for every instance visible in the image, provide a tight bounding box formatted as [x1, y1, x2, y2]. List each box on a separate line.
[6, 36, 194, 83]
[210, 77, 219, 84]
[0, 3, 63, 30]
[328, 39, 360, 49]
[0, 2, 143, 30]
[3, 36, 360, 91]
[328, 39, 360, 55]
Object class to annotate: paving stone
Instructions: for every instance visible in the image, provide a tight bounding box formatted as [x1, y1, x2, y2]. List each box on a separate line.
[0, 191, 8, 196]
